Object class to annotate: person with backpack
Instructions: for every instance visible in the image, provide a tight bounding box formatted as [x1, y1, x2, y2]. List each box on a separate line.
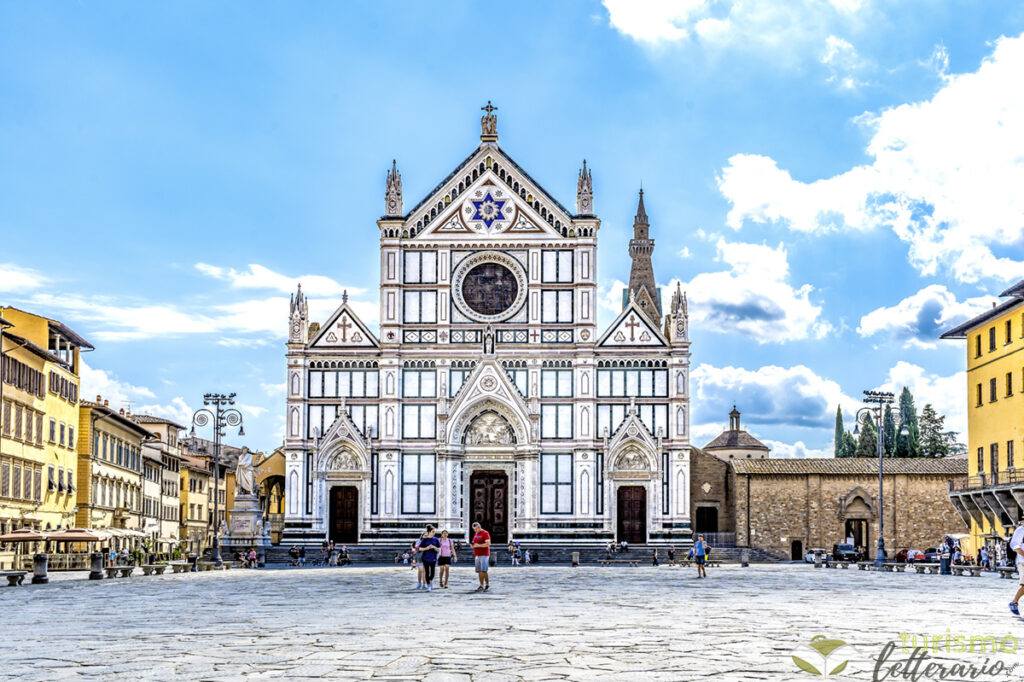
[694, 535, 708, 578]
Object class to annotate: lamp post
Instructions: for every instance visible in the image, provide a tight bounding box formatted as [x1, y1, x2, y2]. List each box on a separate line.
[854, 390, 907, 569]
[190, 393, 244, 567]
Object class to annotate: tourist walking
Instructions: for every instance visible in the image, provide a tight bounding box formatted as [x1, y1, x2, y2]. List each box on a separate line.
[1007, 521, 1024, 615]
[298, 546, 307, 566]
[668, 546, 676, 566]
[411, 532, 425, 588]
[417, 526, 441, 591]
[652, 549, 659, 566]
[438, 529, 455, 588]
[512, 546, 521, 567]
[471, 522, 491, 592]
[694, 535, 708, 578]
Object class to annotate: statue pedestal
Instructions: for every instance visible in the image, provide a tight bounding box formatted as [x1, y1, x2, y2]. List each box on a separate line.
[223, 494, 270, 564]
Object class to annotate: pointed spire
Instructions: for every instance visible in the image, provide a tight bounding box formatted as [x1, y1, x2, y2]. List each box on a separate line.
[385, 160, 402, 217]
[576, 159, 593, 215]
[342, 289, 349, 305]
[634, 188, 649, 228]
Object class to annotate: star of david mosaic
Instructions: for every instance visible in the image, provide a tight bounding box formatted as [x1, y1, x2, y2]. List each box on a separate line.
[470, 192, 506, 228]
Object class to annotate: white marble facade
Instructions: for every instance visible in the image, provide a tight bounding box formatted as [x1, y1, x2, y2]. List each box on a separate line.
[282, 108, 692, 546]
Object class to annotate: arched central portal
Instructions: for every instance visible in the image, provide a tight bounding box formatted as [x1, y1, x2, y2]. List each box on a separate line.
[469, 471, 508, 545]
[617, 486, 647, 544]
[329, 486, 359, 544]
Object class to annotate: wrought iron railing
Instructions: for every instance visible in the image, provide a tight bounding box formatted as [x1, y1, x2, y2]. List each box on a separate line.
[949, 469, 1024, 492]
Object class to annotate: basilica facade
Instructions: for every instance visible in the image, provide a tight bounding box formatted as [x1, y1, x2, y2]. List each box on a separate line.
[282, 106, 692, 547]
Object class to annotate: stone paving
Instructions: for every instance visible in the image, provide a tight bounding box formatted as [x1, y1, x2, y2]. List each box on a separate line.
[2, 564, 1022, 680]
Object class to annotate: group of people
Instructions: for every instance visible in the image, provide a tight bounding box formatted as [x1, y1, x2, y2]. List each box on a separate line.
[405, 522, 493, 592]
[506, 541, 533, 566]
[234, 548, 260, 568]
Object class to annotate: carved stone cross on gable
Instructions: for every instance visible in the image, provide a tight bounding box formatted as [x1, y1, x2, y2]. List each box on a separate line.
[625, 315, 641, 341]
[337, 317, 352, 342]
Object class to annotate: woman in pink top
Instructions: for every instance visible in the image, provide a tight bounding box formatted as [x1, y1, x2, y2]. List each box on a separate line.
[437, 529, 456, 589]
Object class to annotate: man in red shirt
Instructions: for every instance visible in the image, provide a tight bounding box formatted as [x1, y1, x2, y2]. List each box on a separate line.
[471, 521, 491, 592]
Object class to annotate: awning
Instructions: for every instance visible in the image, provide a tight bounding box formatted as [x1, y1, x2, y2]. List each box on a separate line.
[121, 529, 147, 538]
[0, 528, 48, 542]
[104, 528, 127, 537]
[47, 528, 110, 542]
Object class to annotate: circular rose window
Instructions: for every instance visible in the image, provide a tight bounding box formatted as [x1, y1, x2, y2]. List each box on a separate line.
[461, 262, 519, 316]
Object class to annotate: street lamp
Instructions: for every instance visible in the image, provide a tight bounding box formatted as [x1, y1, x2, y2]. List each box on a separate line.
[855, 390, 907, 569]
[190, 392, 244, 567]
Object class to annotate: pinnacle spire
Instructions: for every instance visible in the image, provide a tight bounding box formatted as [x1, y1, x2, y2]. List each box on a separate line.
[625, 188, 660, 325]
[634, 188, 648, 227]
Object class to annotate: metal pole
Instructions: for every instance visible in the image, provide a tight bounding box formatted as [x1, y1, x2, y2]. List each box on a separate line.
[213, 400, 222, 567]
[875, 404, 885, 569]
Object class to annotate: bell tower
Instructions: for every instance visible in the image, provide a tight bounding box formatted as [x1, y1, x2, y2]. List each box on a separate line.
[625, 189, 661, 326]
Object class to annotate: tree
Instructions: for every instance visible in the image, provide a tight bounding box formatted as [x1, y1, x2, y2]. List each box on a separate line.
[834, 407, 846, 458]
[841, 431, 858, 458]
[918, 403, 949, 458]
[854, 414, 878, 458]
[882, 404, 896, 457]
[894, 387, 921, 458]
[944, 431, 967, 457]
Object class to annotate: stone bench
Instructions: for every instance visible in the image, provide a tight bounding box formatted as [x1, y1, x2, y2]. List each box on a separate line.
[1, 571, 27, 587]
[856, 562, 873, 570]
[952, 565, 983, 577]
[141, 565, 167, 576]
[599, 559, 639, 567]
[104, 566, 134, 578]
[221, 562, 232, 570]
[169, 562, 190, 574]
[197, 562, 216, 572]
[998, 566, 1019, 579]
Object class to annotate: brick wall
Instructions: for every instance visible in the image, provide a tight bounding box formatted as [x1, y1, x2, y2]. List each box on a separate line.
[689, 448, 734, 534]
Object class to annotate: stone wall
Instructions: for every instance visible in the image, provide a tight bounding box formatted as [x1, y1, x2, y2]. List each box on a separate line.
[731, 471, 967, 558]
[689, 448, 734, 534]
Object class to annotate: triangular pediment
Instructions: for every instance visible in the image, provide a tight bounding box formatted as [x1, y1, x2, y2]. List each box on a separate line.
[406, 145, 575, 240]
[597, 300, 668, 348]
[309, 302, 379, 349]
[607, 407, 659, 455]
[446, 359, 532, 446]
[314, 406, 370, 471]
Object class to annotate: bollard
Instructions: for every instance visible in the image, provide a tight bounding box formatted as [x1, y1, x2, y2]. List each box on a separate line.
[32, 553, 49, 584]
[740, 549, 750, 568]
[571, 551, 580, 568]
[89, 551, 105, 580]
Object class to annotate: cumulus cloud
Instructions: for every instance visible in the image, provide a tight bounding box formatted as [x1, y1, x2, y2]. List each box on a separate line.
[79, 360, 156, 408]
[857, 284, 992, 348]
[762, 439, 832, 458]
[822, 35, 867, 90]
[195, 263, 365, 299]
[0, 263, 48, 292]
[136, 397, 195, 427]
[668, 239, 833, 343]
[875, 361, 965, 440]
[603, 0, 871, 67]
[692, 362, 859, 431]
[719, 33, 1024, 284]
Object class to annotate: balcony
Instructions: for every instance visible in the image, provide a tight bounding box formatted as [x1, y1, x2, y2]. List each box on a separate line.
[947, 470, 1024, 538]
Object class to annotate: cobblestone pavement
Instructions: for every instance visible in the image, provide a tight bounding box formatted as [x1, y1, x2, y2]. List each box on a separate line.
[3, 564, 1022, 680]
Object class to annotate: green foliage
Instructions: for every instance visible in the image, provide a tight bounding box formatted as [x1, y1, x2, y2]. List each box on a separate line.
[894, 387, 921, 458]
[854, 414, 877, 458]
[841, 431, 858, 458]
[919, 403, 950, 458]
[834, 407, 845, 458]
[883, 404, 896, 457]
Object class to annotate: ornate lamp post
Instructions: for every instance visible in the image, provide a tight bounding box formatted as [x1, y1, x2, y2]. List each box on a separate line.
[190, 393, 244, 567]
[854, 390, 906, 569]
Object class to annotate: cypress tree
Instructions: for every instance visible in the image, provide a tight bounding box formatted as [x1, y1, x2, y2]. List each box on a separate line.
[894, 387, 921, 458]
[834, 406, 845, 458]
[919, 404, 949, 458]
[854, 414, 878, 458]
[841, 431, 858, 458]
[882, 404, 896, 457]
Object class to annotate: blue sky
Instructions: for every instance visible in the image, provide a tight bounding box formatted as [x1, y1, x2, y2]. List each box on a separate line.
[2, 1, 1023, 455]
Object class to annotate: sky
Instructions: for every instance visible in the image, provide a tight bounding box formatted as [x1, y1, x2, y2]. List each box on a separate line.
[1, 1, 1023, 456]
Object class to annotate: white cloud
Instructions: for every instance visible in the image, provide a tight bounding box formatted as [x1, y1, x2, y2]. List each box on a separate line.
[0, 263, 48, 292]
[216, 337, 271, 348]
[238, 403, 268, 418]
[875, 361, 965, 440]
[666, 239, 832, 343]
[79, 360, 156, 408]
[136, 397, 195, 427]
[821, 35, 867, 90]
[762, 439, 832, 458]
[692, 362, 859, 432]
[719, 33, 1024, 284]
[603, 0, 871, 68]
[195, 263, 365, 299]
[677, 246, 692, 259]
[857, 284, 992, 348]
[260, 381, 286, 398]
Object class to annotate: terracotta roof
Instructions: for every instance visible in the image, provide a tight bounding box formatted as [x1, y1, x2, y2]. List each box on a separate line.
[731, 457, 968, 476]
[940, 296, 1022, 339]
[704, 429, 770, 451]
[131, 414, 186, 430]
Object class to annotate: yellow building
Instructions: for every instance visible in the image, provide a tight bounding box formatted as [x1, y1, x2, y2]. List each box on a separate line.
[76, 398, 151, 548]
[1, 307, 91, 545]
[179, 454, 211, 555]
[257, 447, 286, 545]
[942, 278, 1024, 555]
